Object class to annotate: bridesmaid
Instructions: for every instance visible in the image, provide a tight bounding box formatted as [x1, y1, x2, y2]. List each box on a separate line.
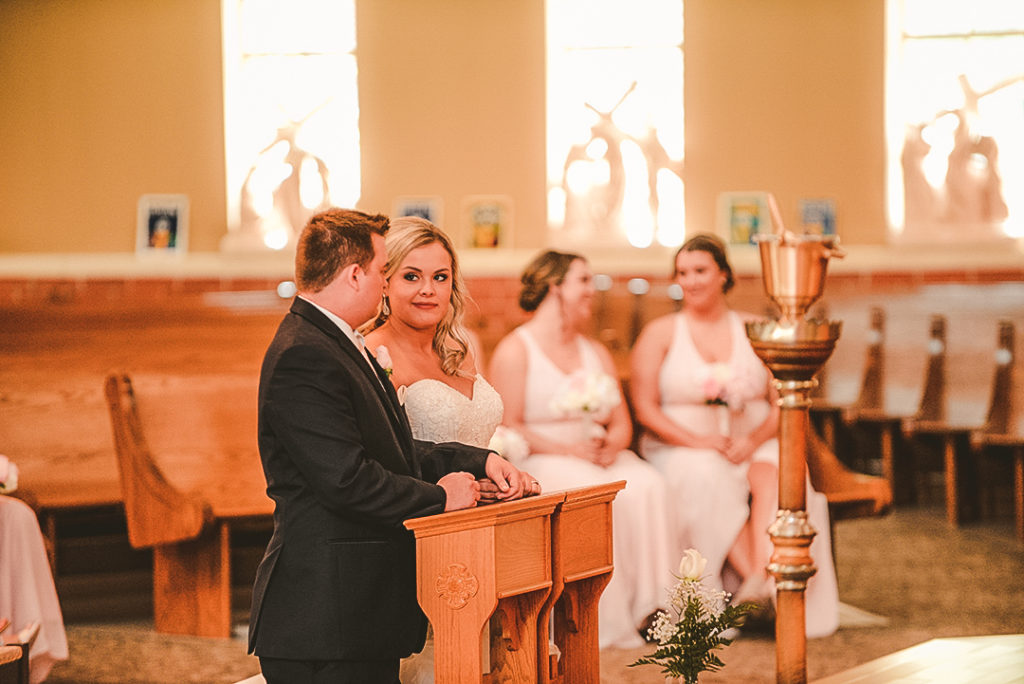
[629, 234, 839, 638]
[488, 250, 676, 649]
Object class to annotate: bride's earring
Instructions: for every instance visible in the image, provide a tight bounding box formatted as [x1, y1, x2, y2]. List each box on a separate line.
[381, 295, 391, 319]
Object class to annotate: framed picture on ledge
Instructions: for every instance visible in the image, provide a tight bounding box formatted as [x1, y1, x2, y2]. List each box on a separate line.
[392, 196, 443, 226]
[136, 194, 189, 256]
[461, 195, 513, 248]
[716, 191, 773, 244]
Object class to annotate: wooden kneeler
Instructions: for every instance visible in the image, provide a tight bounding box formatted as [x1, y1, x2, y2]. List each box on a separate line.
[539, 482, 624, 684]
[406, 483, 623, 683]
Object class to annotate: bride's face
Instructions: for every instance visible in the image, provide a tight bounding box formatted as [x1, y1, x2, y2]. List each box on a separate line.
[553, 258, 595, 322]
[388, 241, 453, 331]
[674, 249, 727, 309]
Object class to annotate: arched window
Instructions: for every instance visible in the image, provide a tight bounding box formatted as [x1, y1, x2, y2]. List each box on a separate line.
[886, 0, 1024, 242]
[221, 0, 361, 252]
[547, 0, 685, 249]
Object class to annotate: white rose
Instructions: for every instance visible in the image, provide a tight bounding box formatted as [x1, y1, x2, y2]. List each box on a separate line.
[678, 548, 707, 580]
[374, 345, 393, 375]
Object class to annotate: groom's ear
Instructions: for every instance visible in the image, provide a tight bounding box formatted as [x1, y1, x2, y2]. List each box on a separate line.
[338, 262, 361, 290]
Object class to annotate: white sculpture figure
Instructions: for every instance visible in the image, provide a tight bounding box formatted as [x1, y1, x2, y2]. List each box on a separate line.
[559, 81, 685, 245]
[902, 73, 1021, 234]
[228, 106, 332, 252]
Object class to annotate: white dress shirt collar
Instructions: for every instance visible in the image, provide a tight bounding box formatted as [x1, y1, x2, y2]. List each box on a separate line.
[299, 295, 369, 357]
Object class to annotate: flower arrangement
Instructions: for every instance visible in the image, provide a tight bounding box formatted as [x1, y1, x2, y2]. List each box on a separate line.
[375, 345, 394, 378]
[631, 549, 753, 684]
[549, 369, 621, 420]
[487, 425, 530, 465]
[0, 455, 19, 494]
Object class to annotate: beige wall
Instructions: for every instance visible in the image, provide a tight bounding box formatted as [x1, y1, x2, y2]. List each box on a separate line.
[0, 0, 226, 253]
[0, 0, 888, 257]
[685, 0, 886, 242]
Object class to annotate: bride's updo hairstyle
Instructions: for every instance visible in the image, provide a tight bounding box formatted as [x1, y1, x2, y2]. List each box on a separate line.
[369, 216, 473, 377]
[518, 249, 584, 312]
[674, 233, 735, 294]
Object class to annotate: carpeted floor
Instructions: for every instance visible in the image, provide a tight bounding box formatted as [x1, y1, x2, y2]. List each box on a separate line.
[44, 506, 1024, 683]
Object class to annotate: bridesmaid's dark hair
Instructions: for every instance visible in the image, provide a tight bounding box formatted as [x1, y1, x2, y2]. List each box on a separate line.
[518, 250, 584, 312]
[674, 234, 735, 294]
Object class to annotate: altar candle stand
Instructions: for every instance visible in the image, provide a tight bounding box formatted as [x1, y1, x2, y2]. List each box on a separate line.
[745, 228, 844, 684]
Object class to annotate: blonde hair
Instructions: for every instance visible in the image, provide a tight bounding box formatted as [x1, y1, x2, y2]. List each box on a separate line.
[366, 216, 473, 377]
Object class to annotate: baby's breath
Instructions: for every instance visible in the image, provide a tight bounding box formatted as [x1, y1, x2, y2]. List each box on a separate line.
[632, 550, 754, 684]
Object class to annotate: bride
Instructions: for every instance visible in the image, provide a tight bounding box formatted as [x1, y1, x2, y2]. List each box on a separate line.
[363, 216, 540, 681]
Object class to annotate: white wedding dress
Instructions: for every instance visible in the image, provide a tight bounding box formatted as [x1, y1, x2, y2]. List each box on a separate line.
[638, 312, 839, 638]
[398, 373, 504, 684]
[402, 375, 504, 448]
[514, 328, 676, 649]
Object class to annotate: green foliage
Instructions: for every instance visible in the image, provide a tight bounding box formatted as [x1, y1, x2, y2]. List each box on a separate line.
[630, 596, 754, 684]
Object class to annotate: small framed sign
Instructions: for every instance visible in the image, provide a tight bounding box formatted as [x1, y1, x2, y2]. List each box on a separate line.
[392, 196, 443, 227]
[716, 191, 773, 245]
[461, 195, 513, 248]
[137, 194, 189, 255]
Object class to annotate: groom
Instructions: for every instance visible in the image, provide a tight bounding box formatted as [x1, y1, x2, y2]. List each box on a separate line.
[248, 208, 532, 683]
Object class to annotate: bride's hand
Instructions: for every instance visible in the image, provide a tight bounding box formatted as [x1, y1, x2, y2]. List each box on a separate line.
[484, 452, 532, 501]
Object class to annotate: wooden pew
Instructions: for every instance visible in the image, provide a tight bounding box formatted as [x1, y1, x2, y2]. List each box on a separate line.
[902, 320, 1008, 526]
[854, 314, 948, 505]
[811, 306, 887, 458]
[970, 321, 1024, 541]
[104, 372, 272, 638]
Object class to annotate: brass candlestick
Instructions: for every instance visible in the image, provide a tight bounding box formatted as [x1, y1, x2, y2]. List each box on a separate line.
[745, 230, 844, 684]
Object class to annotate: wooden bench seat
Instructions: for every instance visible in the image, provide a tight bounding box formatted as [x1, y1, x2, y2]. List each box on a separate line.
[104, 372, 272, 638]
[969, 321, 1023, 541]
[902, 320, 1018, 528]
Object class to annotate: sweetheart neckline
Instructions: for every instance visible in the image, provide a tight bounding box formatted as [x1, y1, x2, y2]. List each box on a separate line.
[400, 375, 481, 402]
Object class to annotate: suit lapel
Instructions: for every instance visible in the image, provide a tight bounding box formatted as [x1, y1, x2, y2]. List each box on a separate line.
[290, 298, 416, 464]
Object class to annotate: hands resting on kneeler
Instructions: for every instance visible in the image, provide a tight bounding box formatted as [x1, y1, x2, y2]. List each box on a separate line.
[439, 452, 541, 511]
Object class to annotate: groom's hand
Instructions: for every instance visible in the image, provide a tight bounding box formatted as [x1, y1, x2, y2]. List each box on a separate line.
[484, 453, 540, 501]
[438, 471, 480, 511]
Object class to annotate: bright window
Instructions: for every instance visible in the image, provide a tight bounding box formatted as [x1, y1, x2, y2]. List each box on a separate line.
[546, 0, 685, 249]
[886, 0, 1024, 241]
[221, 0, 360, 251]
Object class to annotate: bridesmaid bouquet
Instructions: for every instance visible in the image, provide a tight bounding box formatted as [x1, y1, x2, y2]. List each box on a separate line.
[631, 549, 752, 684]
[0, 454, 18, 493]
[701, 363, 736, 407]
[549, 369, 621, 420]
[550, 370, 621, 441]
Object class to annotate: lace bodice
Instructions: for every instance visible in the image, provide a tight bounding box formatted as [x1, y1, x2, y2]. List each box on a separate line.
[401, 374, 504, 448]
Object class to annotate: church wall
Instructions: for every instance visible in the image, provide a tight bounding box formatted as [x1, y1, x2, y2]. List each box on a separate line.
[1, 0, 891, 257]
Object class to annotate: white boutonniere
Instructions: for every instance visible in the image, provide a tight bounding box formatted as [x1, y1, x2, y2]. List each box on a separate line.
[375, 345, 394, 378]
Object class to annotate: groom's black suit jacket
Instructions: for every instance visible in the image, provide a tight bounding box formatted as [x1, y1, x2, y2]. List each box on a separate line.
[248, 297, 490, 661]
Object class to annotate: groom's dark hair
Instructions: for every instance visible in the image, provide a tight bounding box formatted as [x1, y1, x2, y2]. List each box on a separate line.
[518, 249, 584, 312]
[295, 208, 389, 293]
